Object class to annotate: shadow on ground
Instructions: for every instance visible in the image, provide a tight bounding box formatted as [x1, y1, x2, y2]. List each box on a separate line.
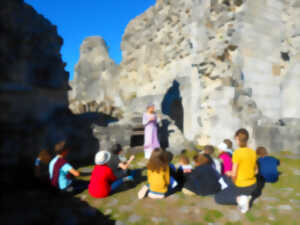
[1, 178, 115, 225]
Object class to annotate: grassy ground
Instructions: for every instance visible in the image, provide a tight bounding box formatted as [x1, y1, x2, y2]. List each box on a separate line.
[76, 151, 300, 225]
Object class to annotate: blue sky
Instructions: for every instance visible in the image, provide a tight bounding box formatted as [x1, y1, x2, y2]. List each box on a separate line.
[24, 0, 155, 80]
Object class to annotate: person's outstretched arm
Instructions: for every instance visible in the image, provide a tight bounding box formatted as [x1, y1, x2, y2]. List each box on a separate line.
[69, 168, 80, 177]
[119, 155, 135, 170]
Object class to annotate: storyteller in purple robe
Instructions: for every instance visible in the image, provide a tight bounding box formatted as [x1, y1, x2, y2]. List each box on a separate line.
[143, 104, 160, 159]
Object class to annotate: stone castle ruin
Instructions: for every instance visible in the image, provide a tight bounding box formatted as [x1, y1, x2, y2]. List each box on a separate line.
[1, 0, 300, 223]
[70, 0, 300, 154]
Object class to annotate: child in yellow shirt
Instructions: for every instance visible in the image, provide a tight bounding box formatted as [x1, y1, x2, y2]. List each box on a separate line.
[138, 148, 177, 199]
[215, 128, 257, 213]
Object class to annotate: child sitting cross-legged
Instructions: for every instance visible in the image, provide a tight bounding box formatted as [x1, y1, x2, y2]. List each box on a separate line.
[49, 140, 87, 193]
[215, 128, 258, 213]
[182, 154, 221, 196]
[138, 148, 177, 199]
[107, 143, 135, 180]
[89, 150, 134, 198]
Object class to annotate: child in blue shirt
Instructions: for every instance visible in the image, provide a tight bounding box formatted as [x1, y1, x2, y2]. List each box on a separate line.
[49, 140, 87, 192]
[256, 146, 280, 183]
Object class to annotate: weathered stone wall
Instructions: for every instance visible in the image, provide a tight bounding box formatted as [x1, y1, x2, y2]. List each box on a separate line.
[0, 0, 69, 122]
[0, 1, 113, 224]
[71, 0, 300, 153]
[0, 0, 70, 175]
[0, 0, 104, 182]
[71, 36, 122, 105]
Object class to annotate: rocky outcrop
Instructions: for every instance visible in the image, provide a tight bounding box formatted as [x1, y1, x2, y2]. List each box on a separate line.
[0, 0, 69, 124]
[69, 36, 124, 118]
[72, 36, 120, 102]
[0, 0, 71, 176]
[0, 0, 113, 192]
[71, 0, 300, 153]
[0, 0, 113, 224]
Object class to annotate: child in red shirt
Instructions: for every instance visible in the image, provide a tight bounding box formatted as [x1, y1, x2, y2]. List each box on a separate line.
[88, 151, 133, 198]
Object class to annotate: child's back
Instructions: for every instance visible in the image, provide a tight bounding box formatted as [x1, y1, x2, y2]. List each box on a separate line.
[49, 155, 73, 189]
[184, 154, 220, 196]
[147, 166, 170, 193]
[233, 147, 257, 187]
[89, 164, 116, 198]
[256, 146, 280, 183]
[203, 145, 222, 174]
[257, 147, 279, 182]
[218, 141, 233, 175]
[219, 152, 232, 175]
[258, 156, 279, 182]
[89, 151, 118, 198]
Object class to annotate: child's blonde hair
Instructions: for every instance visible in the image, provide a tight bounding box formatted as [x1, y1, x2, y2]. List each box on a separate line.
[147, 148, 169, 172]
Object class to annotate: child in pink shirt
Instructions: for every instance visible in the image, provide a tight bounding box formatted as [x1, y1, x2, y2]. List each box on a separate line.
[218, 142, 233, 176]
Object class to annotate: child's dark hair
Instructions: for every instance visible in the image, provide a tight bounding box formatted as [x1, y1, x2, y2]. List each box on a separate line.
[181, 149, 187, 154]
[193, 154, 209, 166]
[179, 154, 190, 165]
[111, 143, 122, 155]
[147, 148, 169, 172]
[235, 128, 249, 147]
[54, 140, 68, 154]
[224, 139, 233, 149]
[37, 149, 51, 164]
[204, 145, 215, 155]
[165, 151, 174, 163]
[256, 146, 268, 157]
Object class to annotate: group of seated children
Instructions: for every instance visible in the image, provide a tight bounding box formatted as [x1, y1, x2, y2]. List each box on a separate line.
[39, 128, 280, 214]
[42, 141, 136, 196]
[137, 128, 280, 213]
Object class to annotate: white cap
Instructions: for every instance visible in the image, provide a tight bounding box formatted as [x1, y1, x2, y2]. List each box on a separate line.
[95, 151, 111, 165]
[218, 142, 228, 151]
